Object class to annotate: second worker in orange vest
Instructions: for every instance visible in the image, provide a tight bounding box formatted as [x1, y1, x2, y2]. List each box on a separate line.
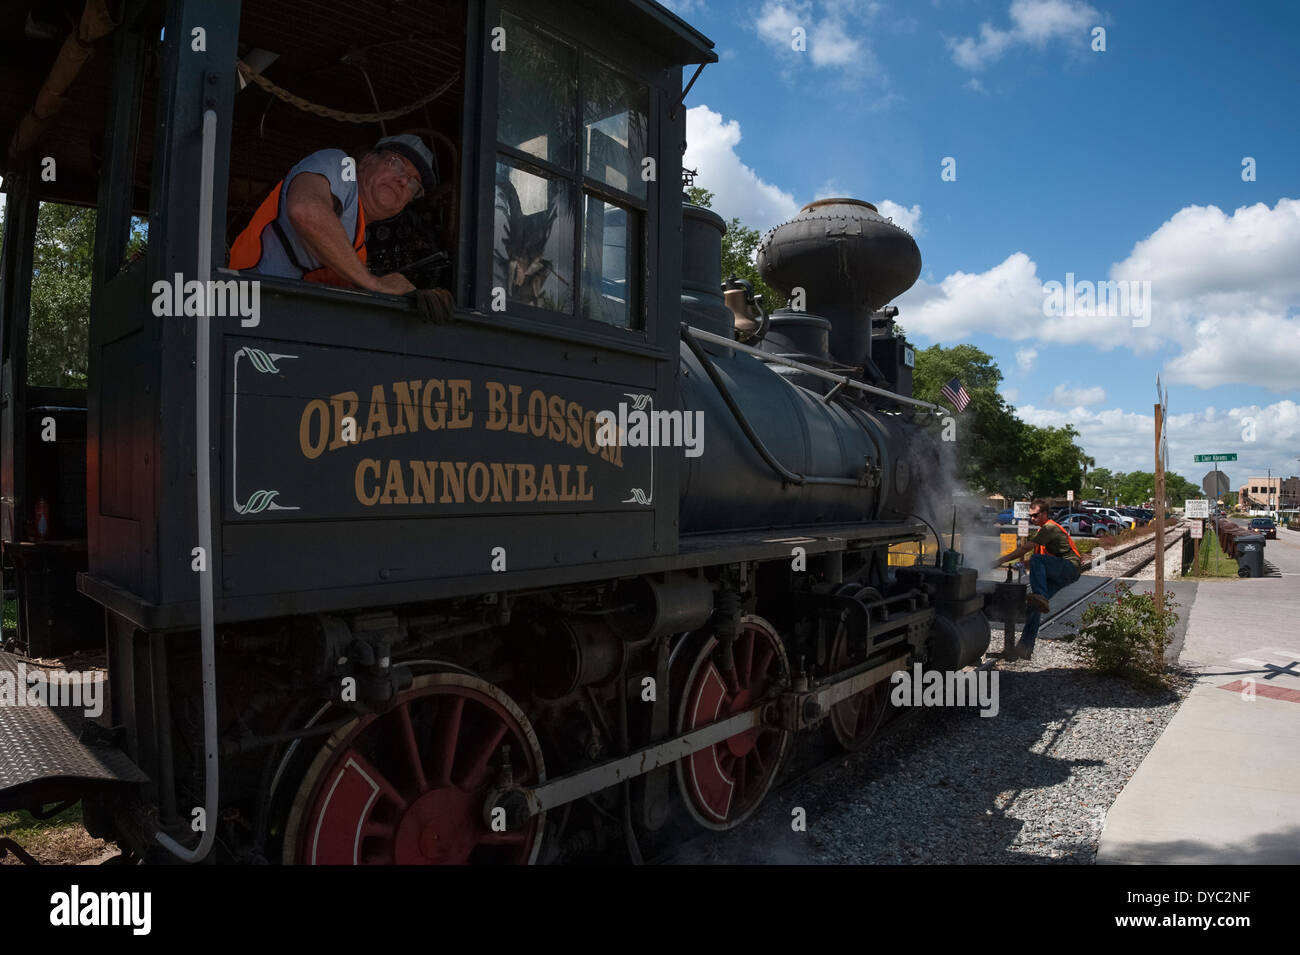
[229, 134, 436, 295]
[995, 498, 1082, 660]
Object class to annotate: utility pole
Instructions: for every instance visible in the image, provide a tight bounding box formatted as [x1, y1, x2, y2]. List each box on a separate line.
[1154, 401, 1165, 608]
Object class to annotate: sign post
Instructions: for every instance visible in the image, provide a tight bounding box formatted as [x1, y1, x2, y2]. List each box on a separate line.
[1186, 499, 1210, 575]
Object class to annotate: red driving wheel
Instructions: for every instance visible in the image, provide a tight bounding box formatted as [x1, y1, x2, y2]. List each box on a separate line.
[283, 673, 545, 865]
[825, 587, 891, 751]
[675, 615, 791, 830]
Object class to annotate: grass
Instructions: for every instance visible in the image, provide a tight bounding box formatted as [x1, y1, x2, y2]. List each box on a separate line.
[1188, 536, 1239, 578]
[0, 802, 115, 865]
[0, 802, 84, 841]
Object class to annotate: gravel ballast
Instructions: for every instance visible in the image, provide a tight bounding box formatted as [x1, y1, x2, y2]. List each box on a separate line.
[671, 636, 1192, 865]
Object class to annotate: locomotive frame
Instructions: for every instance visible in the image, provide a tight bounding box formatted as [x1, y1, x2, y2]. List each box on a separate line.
[0, 0, 985, 864]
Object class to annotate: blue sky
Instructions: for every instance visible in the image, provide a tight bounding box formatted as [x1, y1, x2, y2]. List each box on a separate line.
[668, 0, 1300, 492]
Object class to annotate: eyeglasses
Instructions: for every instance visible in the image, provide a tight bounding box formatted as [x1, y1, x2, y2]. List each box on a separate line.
[382, 152, 424, 200]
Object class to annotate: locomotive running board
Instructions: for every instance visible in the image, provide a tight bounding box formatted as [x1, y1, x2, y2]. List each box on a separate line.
[509, 654, 910, 823]
[0, 651, 147, 813]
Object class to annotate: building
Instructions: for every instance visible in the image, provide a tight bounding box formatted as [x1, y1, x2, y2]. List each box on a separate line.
[1237, 476, 1300, 511]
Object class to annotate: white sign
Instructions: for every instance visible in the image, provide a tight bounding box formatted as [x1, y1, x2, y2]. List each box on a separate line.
[1185, 499, 1209, 519]
[1067, 489, 1074, 501]
[1017, 519, 1030, 537]
[1013, 501, 1031, 520]
[1190, 522, 1203, 539]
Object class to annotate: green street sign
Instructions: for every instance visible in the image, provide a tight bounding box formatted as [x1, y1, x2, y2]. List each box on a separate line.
[1194, 453, 1237, 462]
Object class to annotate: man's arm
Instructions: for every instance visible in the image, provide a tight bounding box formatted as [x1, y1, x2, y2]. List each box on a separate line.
[284, 173, 414, 294]
[994, 537, 1036, 566]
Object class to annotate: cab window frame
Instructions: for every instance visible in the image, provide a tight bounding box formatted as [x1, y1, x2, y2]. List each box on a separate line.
[477, 1, 660, 346]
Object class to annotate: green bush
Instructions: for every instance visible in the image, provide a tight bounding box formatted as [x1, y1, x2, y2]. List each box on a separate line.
[1071, 585, 1178, 688]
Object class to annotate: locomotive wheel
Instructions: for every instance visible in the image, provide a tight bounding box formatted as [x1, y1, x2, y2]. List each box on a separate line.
[825, 587, 891, 751]
[282, 672, 545, 865]
[674, 615, 791, 831]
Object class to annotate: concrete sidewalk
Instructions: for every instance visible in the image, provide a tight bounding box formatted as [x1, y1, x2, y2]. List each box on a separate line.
[1097, 577, 1300, 864]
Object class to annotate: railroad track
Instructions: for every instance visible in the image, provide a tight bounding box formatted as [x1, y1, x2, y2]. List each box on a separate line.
[647, 527, 1190, 865]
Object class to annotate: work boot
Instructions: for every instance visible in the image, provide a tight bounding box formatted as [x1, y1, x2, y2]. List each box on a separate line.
[1015, 642, 1034, 660]
[1026, 593, 1050, 614]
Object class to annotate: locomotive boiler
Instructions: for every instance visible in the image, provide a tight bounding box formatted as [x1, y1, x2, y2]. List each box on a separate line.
[0, 0, 990, 866]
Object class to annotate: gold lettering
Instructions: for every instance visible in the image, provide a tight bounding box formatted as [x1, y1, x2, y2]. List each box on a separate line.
[558, 463, 573, 501]
[576, 464, 594, 501]
[548, 395, 567, 441]
[438, 461, 467, 503]
[422, 379, 446, 430]
[327, 391, 358, 451]
[381, 459, 409, 504]
[538, 464, 558, 502]
[528, 389, 548, 438]
[489, 462, 516, 502]
[392, 381, 422, 435]
[300, 399, 329, 459]
[362, 384, 393, 440]
[409, 460, 436, 504]
[486, 381, 508, 431]
[467, 462, 490, 503]
[448, 379, 473, 429]
[583, 410, 599, 455]
[566, 400, 584, 448]
[516, 463, 537, 502]
[355, 458, 381, 505]
[507, 385, 528, 433]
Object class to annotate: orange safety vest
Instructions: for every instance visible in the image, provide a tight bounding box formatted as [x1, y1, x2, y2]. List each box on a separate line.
[228, 179, 367, 287]
[1034, 519, 1082, 559]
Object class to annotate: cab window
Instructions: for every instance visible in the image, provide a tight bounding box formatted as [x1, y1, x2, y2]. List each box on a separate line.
[493, 9, 648, 329]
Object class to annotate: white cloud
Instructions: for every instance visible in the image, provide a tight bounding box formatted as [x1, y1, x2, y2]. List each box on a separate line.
[754, 1, 882, 79]
[876, 199, 923, 237]
[895, 197, 1300, 391]
[1050, 384, 1106, 406]
[950, 0, 1098, 71]
[684, 106, 800, 234]
[685, 106, 921, 240]
[1001, 385, 1020, 404]
[1016, 347, 1038, 371]
[1018, 400, 1300, 480]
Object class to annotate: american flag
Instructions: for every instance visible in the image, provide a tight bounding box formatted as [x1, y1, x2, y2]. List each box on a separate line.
[940, 377, 971, 412]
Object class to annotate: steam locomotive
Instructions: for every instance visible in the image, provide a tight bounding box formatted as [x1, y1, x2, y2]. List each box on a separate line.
[0, 0, 989, 864]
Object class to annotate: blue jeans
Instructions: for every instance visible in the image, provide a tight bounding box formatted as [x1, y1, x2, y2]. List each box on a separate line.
[1020, 553, 1081, 649]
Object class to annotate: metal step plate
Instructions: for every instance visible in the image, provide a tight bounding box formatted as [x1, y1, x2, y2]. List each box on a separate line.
[0, 651, 147, 808]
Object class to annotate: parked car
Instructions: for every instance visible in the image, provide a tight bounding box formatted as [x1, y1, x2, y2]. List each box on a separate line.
[1058, 513, 1095, 536]
[1248, 517, 1277, 540]
[997, 508, 1015, 525]
[1118, 507, 1151, 526]
[1089, 506, 1136, 530]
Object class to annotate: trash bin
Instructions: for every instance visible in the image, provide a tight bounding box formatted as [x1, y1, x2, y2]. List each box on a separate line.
[1234, 533, 1266, 578]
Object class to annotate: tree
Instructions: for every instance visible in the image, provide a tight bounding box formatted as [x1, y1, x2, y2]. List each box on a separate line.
[1018, 423, 1091, 497]
[0, 201, 145, 390]
[1084, 466, 1116, 501]
[913, 343, 1027, 498]
[685, 186, 786, 310]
